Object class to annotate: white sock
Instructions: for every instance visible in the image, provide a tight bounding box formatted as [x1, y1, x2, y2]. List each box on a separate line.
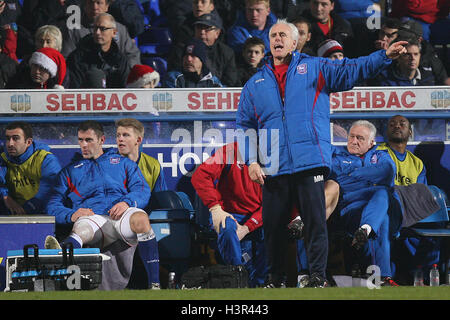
[361, 224, 372, 236]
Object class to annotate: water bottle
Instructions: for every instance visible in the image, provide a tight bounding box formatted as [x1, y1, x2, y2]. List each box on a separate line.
[429, 264, 440, 287]
[413, 266, 424, 287]
[168, 272, 176, 289]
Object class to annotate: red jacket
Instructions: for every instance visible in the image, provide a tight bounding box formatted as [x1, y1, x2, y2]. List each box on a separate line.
[390, 0, 449, 24]
[191, 142, 263, 232]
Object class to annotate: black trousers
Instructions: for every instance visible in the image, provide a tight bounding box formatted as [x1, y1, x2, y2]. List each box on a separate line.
[262, 169, 328, 279]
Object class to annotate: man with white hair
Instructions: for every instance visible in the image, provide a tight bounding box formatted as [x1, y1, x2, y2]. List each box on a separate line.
[236, 18, 407, 288]
[329, 120, 398, 286]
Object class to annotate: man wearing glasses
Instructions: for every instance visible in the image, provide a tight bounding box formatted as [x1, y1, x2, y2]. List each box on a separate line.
[193, 12, 240, 87]
[66, 13, 130, 88]
[62, 0, 140, 68]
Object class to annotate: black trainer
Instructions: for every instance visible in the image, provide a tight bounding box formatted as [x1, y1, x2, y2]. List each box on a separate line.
[352, 227, 368, 250]
[263, 274, 287, 288]
[287, 217, 304, 240]
[306, 273, 329, 288]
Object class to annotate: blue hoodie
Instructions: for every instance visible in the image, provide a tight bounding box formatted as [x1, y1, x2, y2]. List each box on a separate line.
[227, 9, 277, 54]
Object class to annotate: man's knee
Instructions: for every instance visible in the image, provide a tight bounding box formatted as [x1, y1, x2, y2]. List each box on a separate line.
[72, 219, 95, 244]
[130, 210, 151, 234]
[219, 217, 238, 238]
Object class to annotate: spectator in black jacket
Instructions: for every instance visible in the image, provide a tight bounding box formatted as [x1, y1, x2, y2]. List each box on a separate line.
[0, 27, 17, 88]
[163, 38, 223, 88]
[299, 0, 356, 57]
[236, 36, 265, 86]
[193, 12, 240, 87]
[398, 19, 450, 85]
[66, 13, 130, 88]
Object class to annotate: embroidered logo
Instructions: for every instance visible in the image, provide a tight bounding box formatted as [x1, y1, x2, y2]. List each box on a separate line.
[297, 64, 307, 75]
[370, 154, 378, 164]
[110, 157, 120, 164]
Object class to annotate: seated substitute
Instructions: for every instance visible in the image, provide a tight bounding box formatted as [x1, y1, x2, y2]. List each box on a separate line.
[0, 121, 61, 215]
[191, 142, 267, 287]
[115, 118, 168, 193]
[329, 120, 398, 286]
[45, 120, 160, 289]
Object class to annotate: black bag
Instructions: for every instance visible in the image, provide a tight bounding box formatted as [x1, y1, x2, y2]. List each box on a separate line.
[180, 265, 209, 289]
[207, 264, 248, 289]
[180, 264, 248, 289]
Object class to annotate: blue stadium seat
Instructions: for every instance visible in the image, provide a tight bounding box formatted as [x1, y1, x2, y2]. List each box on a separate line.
[135, 0, 168, 27]
[138, 26, 172, 56]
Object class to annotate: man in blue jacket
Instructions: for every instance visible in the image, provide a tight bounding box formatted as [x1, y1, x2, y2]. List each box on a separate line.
[329, 120, 397, 285]
[0, 121, 61, 215]
[236, 18, 407, 287]
[45, 120, 160, 289]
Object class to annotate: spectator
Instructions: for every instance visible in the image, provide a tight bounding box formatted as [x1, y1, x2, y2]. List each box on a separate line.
[299, 0, 356, 57]
[191, 142, 267, 287]
[317, 38, 344, 60]
[61, 0, 141, 68]
[227, 0, 277, 55]
[0, 0, 21, 61]
[236, 37, 265, 86]
[126, 64, 160, 89]
[373, 17, 403, 52]
[115, 118, 167, 193]
[390, 0, 450, 42]
[26, 0, 81, 37]
[6, 47, 67, 89]
[172, 0, 217, 47]
[329, 120, 398, 286]
[236, 18, 407, 288]
[163, 38, 223, 88]
[66, 13, 130, 88]
[193, 12, 240, 87]
[108, 0, 145, 38]
[0, 27, 17, 88]
[368, 38, 435, 86]
[34, 24, 63, 52]
[45, 120, 161, 290]
[291, 16, 314, 55]
[398, 19, 450, 85]
[0, 121, 61, 215]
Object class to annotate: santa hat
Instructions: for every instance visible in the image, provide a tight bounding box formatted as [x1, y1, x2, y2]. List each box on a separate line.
[126, 64, 160, 88]
[29, 47, 66, 88]
[317, 39, 344, 58]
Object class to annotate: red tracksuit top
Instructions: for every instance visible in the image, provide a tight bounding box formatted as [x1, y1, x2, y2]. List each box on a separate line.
[191, 142, 263, 232]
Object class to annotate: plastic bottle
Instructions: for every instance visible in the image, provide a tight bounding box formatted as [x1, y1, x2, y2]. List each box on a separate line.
[413, 265, 424, 287]
[168, 272, 176, 289]
[429, 264, 440, 287]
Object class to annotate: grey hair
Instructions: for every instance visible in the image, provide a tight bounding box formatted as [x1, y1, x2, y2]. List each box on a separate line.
[94, 12, 117, 29]
[350, 120, 377, 141]
[269, 18, 299, 43]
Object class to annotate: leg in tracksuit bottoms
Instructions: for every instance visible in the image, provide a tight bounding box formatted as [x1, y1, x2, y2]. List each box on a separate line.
[213, 213, 267, 287]
[263, 170, 328, 281]
[342, 188, 392, 277]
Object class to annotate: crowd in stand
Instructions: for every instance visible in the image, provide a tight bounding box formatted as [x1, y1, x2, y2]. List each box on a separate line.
[0, 0, 448, 90]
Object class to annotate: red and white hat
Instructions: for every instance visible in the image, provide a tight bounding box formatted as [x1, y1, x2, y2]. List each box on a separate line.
[29, 47, 66, 87]
[126, 64, 160, 88]
[317, 39, 344, 58]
